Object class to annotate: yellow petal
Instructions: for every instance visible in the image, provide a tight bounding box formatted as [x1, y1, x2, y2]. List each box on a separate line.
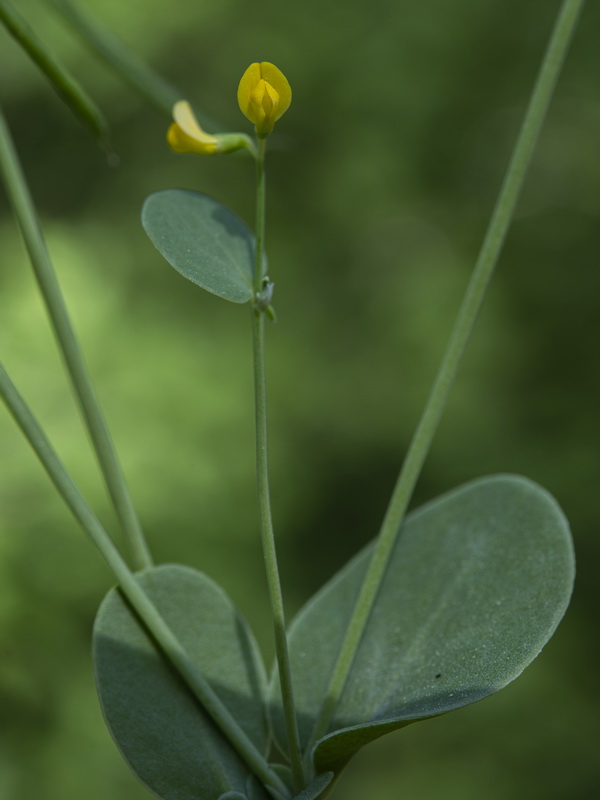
[237, 63, 262, 121]
[172, 100, 219, 144]
[257, 62, 291, 121]
[167, 122, 218, 155]
[247, 80, 279, 134]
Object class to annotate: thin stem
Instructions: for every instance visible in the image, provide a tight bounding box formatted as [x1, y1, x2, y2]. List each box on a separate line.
[0, 105, 152, 571]
[46, 0, 191, 121]
[254, 136, 268, 290]
[0, 362, 289, 800]
[308, 0, 586, 747]
[251, 138, 305, 791]
[0, 0, 109, 147]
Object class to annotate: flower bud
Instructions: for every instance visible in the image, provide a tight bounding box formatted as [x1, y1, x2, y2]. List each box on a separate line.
[237, 62, 291, 136]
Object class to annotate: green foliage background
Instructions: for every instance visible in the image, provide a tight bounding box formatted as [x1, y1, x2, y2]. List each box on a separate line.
[1, 0, 598, 797]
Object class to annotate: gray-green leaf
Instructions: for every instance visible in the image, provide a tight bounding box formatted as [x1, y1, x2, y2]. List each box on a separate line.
[270, 475, 574, 775]
[142, 190, 255, 303]
[292, 772, 334, 800]
[94, 564, 269, 800]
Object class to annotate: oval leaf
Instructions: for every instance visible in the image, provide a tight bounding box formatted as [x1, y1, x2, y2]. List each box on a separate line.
[269, 475, 574, 774]
[94, 564, 269, 800]
[142, 190, 255, 303]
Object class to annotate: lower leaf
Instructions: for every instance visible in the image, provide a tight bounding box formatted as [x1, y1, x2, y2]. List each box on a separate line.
[269, 475, 575, 775]
[94, 563, 270, 800]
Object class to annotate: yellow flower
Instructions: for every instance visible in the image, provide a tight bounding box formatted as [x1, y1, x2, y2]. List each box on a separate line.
[237, 62, 291, 136]
[167, 101, 254, 156]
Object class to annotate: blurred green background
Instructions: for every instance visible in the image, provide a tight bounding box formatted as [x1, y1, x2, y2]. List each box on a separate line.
[1, 0, 599, 798]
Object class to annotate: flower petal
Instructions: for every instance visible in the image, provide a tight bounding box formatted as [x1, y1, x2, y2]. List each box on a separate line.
[167, 123, 218, 155]
[258, 63, 291, 121]
[237, 63, 262, 122]
[172, 100, 218, 144]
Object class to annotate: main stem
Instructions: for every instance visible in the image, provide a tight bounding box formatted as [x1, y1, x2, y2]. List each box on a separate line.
[0, 362, 289, 799]
[252, 137, 305, 791]
[308, 0, 586, 747]
[0, 106, 152, 571]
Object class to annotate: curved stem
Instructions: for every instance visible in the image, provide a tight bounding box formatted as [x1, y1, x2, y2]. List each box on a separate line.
[251, 138, 305, 791]
[0, 362, 289, 800]
[308, 0, 586, 747]
[0, 105, 152, 571]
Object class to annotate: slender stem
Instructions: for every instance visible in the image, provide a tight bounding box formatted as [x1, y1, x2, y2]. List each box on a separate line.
[0, 362, 289, 800]
[0, 106, 152, 571]
[46, 0, 190, 121]
[308, 0, 586, 747]
[254, 136, 268, 289]
[0, 0, 109, 147]
[251, 138, 305, 791]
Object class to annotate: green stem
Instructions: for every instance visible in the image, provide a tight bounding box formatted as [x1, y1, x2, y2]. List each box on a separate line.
[0, 0, 109, 147]
[0, 362, 289, 800]
[255, 138, 267, 288]
[0, 106, 152, 571]
[308, 0, 586, 748]
[252, 138, 305, 791]
[46, 0, 191, 121]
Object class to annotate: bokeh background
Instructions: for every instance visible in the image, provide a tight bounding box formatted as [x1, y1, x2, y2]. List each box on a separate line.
[1, 0, 599, 798]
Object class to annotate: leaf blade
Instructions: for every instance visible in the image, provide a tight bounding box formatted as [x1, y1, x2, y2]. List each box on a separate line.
[94, 563, 269, 800]
[269, 475, 575, 774]
[142, 190, 255, 303]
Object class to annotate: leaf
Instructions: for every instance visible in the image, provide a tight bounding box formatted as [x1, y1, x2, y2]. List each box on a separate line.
[142, 190, 255, 303]
[292, 772, 334, 800]
[269, 475, 575, 775]
[94, 564, 270, 800]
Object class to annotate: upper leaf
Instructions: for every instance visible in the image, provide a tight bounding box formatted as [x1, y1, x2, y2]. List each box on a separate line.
[94, 564, 270, 800]
[269, 475, 575, 775]
[142, 190, 255, 303]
